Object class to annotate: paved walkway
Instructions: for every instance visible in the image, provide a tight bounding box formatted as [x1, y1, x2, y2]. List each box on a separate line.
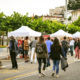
[22, 61, 80, 80]
[0, 54, 79, 80]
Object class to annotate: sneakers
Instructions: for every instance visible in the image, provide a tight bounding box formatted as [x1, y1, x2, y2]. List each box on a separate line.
[41, 73, 45, 77]
[52, 73, 59, 78]
[56, 74, 59, 78]
[38, 73, 42, 77]
[38, 73, 45, 77]
[51, 73, 55, 77]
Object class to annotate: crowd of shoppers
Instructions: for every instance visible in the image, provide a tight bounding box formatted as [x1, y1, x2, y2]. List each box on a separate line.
[7, 35, 80, 78]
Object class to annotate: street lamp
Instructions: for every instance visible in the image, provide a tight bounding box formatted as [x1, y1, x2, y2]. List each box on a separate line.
[64, 0, 68, 24]
[64, 0, 69, 32]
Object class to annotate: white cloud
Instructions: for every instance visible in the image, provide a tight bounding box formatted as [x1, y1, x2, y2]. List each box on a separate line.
[0, 0, 65, 16]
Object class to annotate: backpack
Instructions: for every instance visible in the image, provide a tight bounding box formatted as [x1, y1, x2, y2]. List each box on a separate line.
[36, 43, 44, 54]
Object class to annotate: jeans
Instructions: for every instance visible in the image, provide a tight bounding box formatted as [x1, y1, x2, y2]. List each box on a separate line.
[53, 60, 60, 74]
[62, 48, 68, 58]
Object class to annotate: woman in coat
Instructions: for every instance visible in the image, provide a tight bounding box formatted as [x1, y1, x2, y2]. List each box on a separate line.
[50, 37, 64, 78]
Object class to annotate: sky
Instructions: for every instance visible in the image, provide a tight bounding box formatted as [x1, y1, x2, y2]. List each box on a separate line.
[0, 0, 66, 16]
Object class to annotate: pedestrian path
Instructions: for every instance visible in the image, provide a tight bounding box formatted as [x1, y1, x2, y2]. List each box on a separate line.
[0, 54, 79, 80]
[18, 61, 80, 80]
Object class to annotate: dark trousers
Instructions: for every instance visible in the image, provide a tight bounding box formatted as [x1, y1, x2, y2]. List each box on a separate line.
[10, 50, 18, 68]
[37, 58, 46, 73]
[62, 48, 68, 58]
[70, 46, 74, 56]
[47, 53, 50, 67]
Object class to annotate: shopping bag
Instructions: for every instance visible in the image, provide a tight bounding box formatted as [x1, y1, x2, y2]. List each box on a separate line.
[61, 57, 68, 70]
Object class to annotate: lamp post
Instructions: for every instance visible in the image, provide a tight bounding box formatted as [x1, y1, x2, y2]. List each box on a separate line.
[64, 0, 68, 25]
[64, 0, 69, 32]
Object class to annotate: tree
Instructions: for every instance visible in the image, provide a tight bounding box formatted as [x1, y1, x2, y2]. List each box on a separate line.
[68, 0, 80, 10]
[0, 12, 5, 32]
[50, 21, 66, 33]
[67, 24, 80, 33]
[73, 17, 80, 27]
[0, 12, 6, 45]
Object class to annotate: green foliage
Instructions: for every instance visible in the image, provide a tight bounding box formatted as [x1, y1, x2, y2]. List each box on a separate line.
[68, 0, 80, 10]
[0, 11, 80, 35]
[68, 16, 71, 21]
[73, 17, 80, 27]
[51, 21, 66, 32]
[67, 24, 80, 33]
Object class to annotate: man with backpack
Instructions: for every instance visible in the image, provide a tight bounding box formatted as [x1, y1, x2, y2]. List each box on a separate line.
[61, 37, 69, 58]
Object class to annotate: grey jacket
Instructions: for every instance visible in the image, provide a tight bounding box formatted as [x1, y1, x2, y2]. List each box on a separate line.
[31, 40, 37, 48]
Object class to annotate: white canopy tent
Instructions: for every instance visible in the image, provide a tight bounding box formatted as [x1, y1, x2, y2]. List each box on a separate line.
[8, 26, 41, 37]
[72, 32, 80, 38]
[50, 29, 72, 37]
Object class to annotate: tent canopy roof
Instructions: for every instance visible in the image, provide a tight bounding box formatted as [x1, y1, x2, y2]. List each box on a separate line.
[8, 26, 41, 37]
[50, 29, 72, 37]
[72, 32, 80, 38]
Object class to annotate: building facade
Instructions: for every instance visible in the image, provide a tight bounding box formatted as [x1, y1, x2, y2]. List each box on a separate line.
[49, 6, 65, 16]
[43, 6, 65, 23]
[43, 15, 64, 23]
[71, 9, 80, 22]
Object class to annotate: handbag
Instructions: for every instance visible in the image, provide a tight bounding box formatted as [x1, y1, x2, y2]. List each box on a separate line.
[61, 57, 68, 71]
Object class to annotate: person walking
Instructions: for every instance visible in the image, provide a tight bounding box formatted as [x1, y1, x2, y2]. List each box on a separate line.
[24, 37, 29, 62]
[74, 38, 79, 59]
[69, 38, 75, 56]
[45, 37, 53, 67]
[61, 37, 68, 58]
[75, 38, 80, 59]
[9, 36, 18, 69]
[30, 37, 38, 63]
[35, 36, 48, 77]
[22, 38, 24, 58]
[50, 37, 64, 78]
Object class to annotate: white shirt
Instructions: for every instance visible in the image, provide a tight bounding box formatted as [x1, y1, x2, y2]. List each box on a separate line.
[70, 40, 75, 46]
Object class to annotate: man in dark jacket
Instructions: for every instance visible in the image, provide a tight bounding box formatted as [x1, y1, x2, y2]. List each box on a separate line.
[61, 37, 68, 58]
[9, 36, 18, 69]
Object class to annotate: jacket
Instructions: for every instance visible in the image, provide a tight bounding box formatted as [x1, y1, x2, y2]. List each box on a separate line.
[9, 39, 18, 52]
[50, 45, 64, 60]
[24, 40, 29, 50]
[35, 42, 48, 58]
